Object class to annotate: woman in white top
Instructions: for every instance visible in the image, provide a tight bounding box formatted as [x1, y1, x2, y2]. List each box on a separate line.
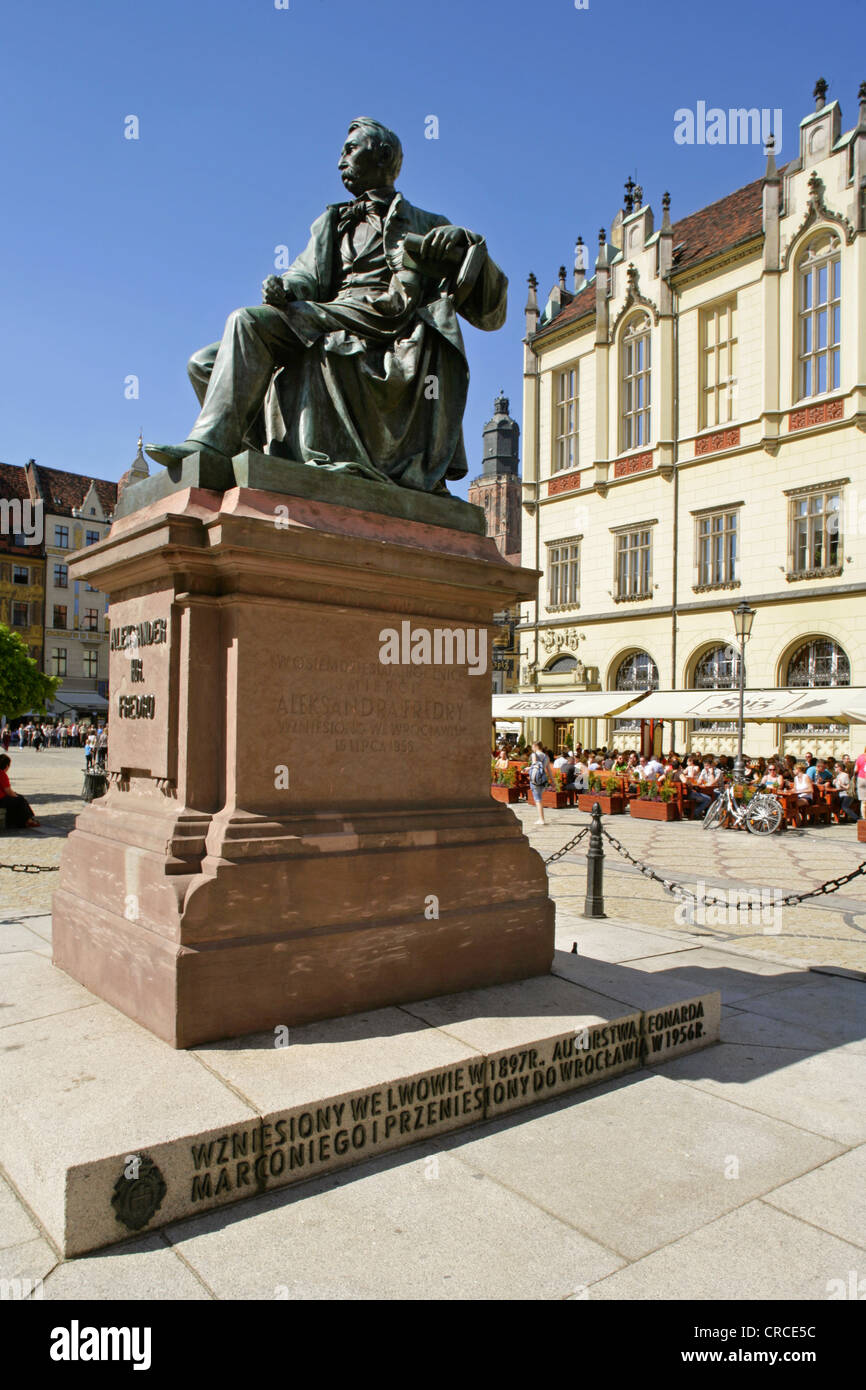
[792, 764, 813, 804]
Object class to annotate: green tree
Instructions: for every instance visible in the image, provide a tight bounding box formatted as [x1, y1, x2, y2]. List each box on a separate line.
[0, 624, 59, 719]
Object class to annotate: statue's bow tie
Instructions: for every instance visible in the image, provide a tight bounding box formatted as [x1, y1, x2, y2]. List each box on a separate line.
[338, 197, 373, 233]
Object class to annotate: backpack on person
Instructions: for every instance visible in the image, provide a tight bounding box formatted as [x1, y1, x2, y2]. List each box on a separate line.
[529, 757, 548, 788]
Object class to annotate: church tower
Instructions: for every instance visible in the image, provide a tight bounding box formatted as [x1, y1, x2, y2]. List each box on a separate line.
[468, 392, 522, 566]
[469, 393, 522, 694]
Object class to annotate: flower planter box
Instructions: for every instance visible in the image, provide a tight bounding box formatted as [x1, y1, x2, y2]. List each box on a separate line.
[541, 789, 570, 809]
[577, 792, 624, 815]
[490, 784, 521, 804]
[629, 799, 678, 821]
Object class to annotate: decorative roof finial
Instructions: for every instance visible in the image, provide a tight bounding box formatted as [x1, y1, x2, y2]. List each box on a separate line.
[764, 133, 778, 180]
[624, 175, 636, 214]
[814, 77, 828, 109]
[598, 226, 606, 248]
[633, 184, 643, 210]
[137, 429, 144, 455]
[527, 271, 538, 291]
[558, 265, 567, 291]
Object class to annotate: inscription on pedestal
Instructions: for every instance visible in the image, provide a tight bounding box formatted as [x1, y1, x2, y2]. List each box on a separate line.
[641, 992, 721, 1066]
[108, 599, 176, 779]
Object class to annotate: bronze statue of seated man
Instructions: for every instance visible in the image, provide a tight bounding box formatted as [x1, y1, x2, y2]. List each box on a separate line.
[147, 117, 507, 495]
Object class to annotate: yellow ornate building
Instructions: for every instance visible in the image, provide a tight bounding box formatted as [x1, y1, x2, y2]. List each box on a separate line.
[519, 79, 866, 760]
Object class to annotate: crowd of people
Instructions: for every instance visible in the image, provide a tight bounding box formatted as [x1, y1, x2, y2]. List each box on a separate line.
[495, 740, 866, 828]
[0, 720, 101, 751]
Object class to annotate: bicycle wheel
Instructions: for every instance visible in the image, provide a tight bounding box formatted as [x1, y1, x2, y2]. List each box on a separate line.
[702, 797, 724, 830]
[745, 795, 783, 835]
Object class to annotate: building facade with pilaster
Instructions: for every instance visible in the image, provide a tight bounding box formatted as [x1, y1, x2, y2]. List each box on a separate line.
[519, 80, 866, 759]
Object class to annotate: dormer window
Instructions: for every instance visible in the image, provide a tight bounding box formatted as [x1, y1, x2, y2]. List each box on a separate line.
[797, 233, 841, 399]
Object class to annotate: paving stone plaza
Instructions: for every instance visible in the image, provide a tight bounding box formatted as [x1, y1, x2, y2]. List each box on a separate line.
[1, 749, 862, 1301]
[3, 4, 865, 1352]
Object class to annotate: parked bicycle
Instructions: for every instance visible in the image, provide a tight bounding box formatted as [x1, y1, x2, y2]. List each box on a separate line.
[702, 781, 783, 835]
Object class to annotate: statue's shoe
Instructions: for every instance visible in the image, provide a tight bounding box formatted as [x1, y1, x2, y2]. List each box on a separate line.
[145, 440, 232, 469]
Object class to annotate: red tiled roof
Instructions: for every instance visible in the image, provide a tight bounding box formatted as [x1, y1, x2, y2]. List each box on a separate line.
[29, 464, 117, 517]
[534, 173, 769, 339]
[669, 174, 765, 273]
[0, 462, 30, 500]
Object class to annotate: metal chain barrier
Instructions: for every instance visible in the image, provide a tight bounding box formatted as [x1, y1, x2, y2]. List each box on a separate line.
[543, 826, 589, 866]
[778, 860, 866, 906]
[0, 863, 59, 874]
[601, 826, 866, 909]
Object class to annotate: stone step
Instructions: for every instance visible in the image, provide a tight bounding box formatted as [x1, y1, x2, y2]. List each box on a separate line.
[0, 952, 718, 1256]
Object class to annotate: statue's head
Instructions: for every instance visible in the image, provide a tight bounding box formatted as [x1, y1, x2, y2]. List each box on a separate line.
[339, 118, 403, 195]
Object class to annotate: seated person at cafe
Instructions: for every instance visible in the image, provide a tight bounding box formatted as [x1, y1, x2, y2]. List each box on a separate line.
[671, 765, 711, 818]
[834, 761, 860, 821]
[563, 756, 583, 791]
[807, 758, 832, 784]
[759, 760, 786, 790]
[792, 763, 814, 805]
[644, 753, 664, 781]
[697, 756, 723, 795]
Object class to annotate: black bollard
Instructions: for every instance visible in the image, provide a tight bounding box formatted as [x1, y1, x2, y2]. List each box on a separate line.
[582, 801, 606, 919]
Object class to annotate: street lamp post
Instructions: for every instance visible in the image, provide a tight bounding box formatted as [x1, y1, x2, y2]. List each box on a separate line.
[731, 599, 756, 783]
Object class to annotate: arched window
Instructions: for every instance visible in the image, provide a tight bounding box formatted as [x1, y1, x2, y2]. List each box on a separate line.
[692, 643, 742, 731]
[694, 644, 743, 689]
[785, 638, 850, 687]
[798, 234, 841, 399]
[620, 314, 651, 449]
[614, 650, 658, 730]
[784, 638, 850, 735]
[547, 655, 577, 673]
[615, 651, 659, 691]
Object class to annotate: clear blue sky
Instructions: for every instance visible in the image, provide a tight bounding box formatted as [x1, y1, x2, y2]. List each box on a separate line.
[1, 0, 863, 499]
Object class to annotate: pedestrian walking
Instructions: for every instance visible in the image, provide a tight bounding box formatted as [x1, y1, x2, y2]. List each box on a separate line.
[528, 740, 551, 827]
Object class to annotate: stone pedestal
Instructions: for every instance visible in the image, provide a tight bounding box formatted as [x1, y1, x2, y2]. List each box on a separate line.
[53, 468, 554, 1046]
